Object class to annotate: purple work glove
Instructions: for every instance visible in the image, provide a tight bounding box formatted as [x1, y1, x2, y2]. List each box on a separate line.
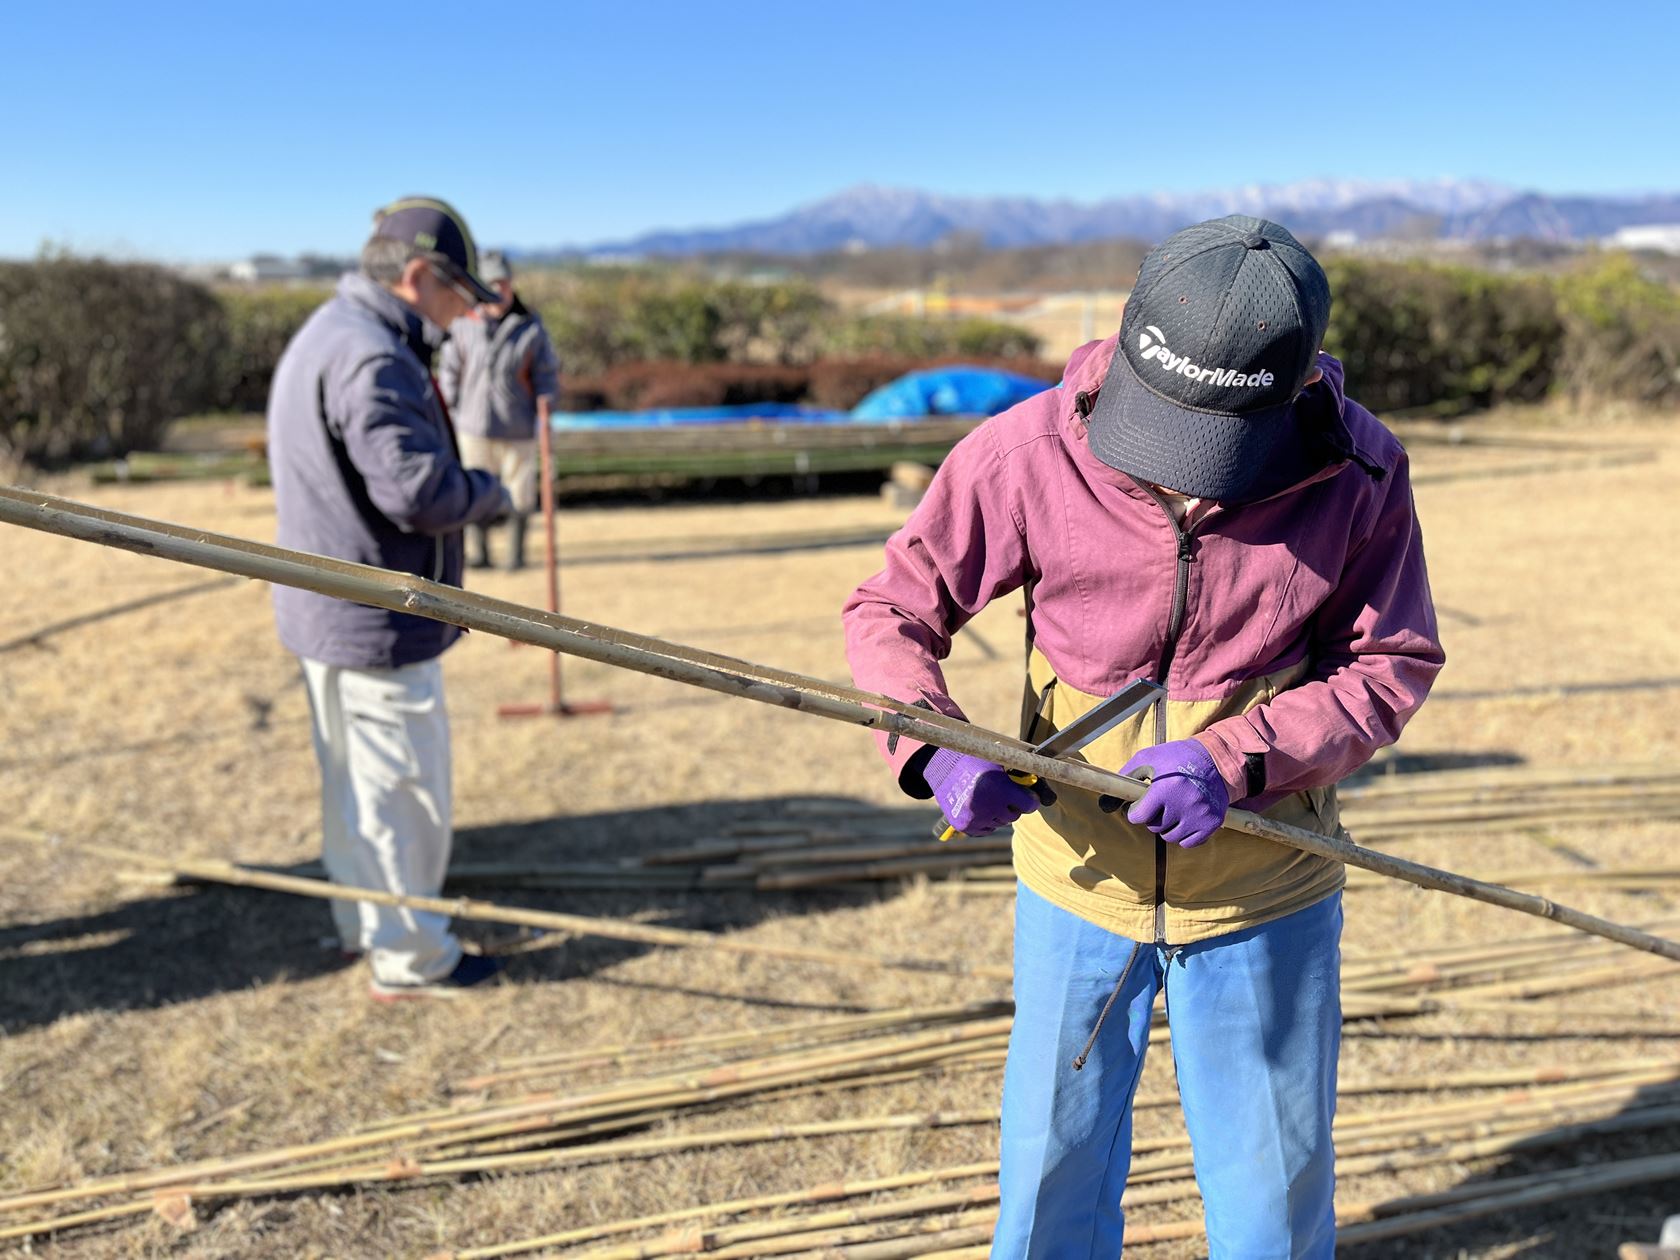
[922, 749, 1049, 836]
[1106, 739, 1230, 849]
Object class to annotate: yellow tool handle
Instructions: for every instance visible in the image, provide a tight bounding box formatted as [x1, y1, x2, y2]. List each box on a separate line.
[935, 770, 1038, 842]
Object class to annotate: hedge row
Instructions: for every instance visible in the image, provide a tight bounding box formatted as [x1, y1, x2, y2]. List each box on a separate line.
[559, 356, 1063, 412]
[0, 255, 229, 464]
[525, 270, 1041, 375]
[2, 254, 1677, 466]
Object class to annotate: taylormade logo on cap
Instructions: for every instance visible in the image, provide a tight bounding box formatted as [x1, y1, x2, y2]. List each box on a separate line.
[1137, 325, 1275, 390]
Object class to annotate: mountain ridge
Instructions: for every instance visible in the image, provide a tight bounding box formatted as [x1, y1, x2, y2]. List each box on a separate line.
[538, 180, 1680, 258]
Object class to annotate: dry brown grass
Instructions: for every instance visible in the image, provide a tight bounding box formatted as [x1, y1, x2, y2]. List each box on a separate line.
[2, 410, 1679, 1257]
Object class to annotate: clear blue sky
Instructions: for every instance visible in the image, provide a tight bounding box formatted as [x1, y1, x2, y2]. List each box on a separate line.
[4, 0, 1674, 261]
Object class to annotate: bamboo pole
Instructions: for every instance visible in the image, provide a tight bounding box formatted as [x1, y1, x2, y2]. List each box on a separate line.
[835, 1222, 999, 1260]
[0, 827, 1011, 983]
[1343, 913, 1680, 976]
[1335, 1149, 1680, 1242]
[436, 1096, 1680, 1260]
[455, 1000, 1009, 1091]
[3, 487, 1678, 963]
[1347, 864, 1680, 892]
[443, 1163, 999, 1259]
[567, 1186, 1001, 1259]
[569, 1206, 1003, 1260]
[12, 1054, 1678, 1246]
[0, 1017, 1015, 1218]
[1338, 762, 1680, 802]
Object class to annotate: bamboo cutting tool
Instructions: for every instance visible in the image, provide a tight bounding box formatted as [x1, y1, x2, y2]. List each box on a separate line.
[935, 677, 1166, 841]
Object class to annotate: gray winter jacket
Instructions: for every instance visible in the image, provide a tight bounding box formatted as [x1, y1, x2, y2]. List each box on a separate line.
[268, 272, 507, 669]
[438, 301, 561, 440]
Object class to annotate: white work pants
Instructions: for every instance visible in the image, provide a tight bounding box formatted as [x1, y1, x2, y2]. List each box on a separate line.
[300, 657, 461, 985]
[457, 435, 540, 514]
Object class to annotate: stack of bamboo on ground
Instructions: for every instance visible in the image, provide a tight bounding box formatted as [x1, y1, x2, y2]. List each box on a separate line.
[419, 764, 1680, 898]
[148, 765, 1677, 901]
[443, 1128, 1680, 1259]
[8, 914, 1680, 1248]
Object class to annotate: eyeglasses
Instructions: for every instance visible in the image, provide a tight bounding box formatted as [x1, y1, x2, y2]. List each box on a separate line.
[426, 260, 481, 308]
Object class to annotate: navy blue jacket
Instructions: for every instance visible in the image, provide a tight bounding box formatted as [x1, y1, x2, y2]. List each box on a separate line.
[268, 273, 505, 668]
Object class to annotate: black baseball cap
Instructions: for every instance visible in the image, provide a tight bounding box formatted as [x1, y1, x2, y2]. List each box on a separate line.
[1086, 215, 1336, 503]
[370, 196, 500, 304]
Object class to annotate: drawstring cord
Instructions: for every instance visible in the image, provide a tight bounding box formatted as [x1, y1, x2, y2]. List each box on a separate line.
[1072, 939, 1143, 1071]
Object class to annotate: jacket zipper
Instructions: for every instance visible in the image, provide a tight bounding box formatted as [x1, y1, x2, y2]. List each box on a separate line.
[1138, 484, 1197, 947]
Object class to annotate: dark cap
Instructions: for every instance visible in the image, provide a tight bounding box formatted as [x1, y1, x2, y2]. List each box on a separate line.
[370, 196, 499, 304]
[1086, 215, 1335, 503]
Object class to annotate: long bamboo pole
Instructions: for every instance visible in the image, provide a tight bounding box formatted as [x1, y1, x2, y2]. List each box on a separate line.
[3, 487, 1679, 963]
[444, 1163, 1000, 1260]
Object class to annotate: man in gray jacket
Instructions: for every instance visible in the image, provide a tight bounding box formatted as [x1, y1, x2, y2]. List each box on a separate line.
[439, 252, 562, 571]
[268, 196, 511, 999]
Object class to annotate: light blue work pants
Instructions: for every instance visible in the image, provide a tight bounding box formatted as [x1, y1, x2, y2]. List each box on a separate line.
[992, 883, 1342, 1259]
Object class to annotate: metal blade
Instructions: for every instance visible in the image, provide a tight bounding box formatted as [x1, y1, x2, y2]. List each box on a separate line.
[1031, 677, 1166, 760]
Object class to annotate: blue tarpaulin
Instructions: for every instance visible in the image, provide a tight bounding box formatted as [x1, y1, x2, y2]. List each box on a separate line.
[550, 403, 850, 431]
[550, 366, 1054, 431]
[848, 366, 1052, 421]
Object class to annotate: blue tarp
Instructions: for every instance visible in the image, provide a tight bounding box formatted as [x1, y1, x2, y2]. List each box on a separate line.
[550, 366, 1054, 431]
[549, 403, 850, 431]
[849, 367, 1053, 421]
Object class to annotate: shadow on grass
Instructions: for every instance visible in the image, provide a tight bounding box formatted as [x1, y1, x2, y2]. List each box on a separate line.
[0, 575, 241, 655]
[0, 794, 929, 1034]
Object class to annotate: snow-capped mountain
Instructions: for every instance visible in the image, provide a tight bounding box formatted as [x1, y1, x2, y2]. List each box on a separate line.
[566, 179, 1680, 256]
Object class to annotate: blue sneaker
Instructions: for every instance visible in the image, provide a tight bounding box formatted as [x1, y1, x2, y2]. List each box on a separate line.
[369, 953, 504, 1002]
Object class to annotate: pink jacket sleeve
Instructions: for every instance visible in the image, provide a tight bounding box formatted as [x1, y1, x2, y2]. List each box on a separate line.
[842, 423, 1032, 796]
[1195, 448, 1445, 806]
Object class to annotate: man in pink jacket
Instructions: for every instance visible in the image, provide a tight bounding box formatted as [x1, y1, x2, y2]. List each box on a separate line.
[844, 215, 1444, 1257]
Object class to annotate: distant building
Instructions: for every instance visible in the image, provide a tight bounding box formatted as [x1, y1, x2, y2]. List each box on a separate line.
[1606, 224, 1680, 255]
[229, 255, 312, 283]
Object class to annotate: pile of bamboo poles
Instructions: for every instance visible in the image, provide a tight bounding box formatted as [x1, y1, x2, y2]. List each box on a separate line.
[439, 1058, 1680, 1258]
[161, 764, 1661, 902]
[571, 1145, 1680, 1260]
[453, 1056, 1680, 1258]
[390, 765, 1680, 899]
[9, 913, 1680, 1247]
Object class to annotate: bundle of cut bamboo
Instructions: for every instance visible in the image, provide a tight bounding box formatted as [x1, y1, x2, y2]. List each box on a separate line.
[8, 915, 1680, 1247]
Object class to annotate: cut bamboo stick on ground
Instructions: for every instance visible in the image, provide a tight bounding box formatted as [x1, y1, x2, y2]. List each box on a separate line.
[1335, 1149, 1680, 1243]
[12, 1003, 1677, 1239]
[442, 1163, 999, 1260]
[0, 1018, 1017, 1219]
[0, 827, 1012, 983]
[11, 1063, 1676, 1247]
[447, 1127, 1680, 1259]
[1347, 864, 1680, 892]
[4, 488, 1678, 962]
[458, 1000, 1008, 1084]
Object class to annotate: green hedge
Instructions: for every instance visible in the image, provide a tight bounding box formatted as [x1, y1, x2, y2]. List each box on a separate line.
[215, 285, 331, 412]
[1552, 254, 1680, 406]
[3, 254, 1677, 470]
[1323, 255, 1680, 415]
[530, 269, 1044, 375]
[0, 255, 228, 465]
[1324, 259, 1564, 414]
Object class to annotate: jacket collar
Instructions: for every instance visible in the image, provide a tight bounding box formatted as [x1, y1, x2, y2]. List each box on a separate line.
[337, 272, 443, 368]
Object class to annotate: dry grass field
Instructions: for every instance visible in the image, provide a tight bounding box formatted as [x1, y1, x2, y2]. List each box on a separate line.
[2, 407, 1679, 1258]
